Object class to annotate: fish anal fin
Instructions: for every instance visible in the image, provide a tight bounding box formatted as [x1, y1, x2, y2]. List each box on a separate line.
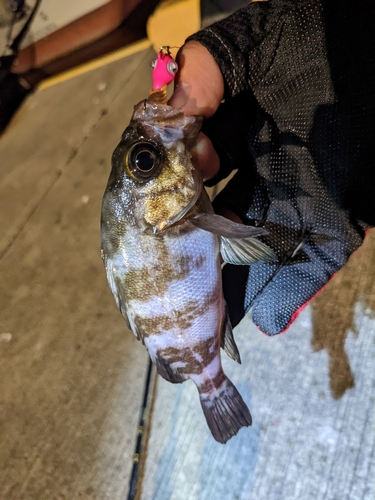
[199, 377, 252, 444]
[220, 305, 241, 364]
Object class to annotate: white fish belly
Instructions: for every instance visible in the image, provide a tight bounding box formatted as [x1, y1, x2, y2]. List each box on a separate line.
[119, 221, 225, 383]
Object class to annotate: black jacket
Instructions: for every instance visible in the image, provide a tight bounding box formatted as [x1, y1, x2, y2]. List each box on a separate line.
[186, 0, 375, 333]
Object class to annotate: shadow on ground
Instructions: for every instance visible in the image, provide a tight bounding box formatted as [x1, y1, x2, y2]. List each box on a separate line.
[311, 229, 375, 399]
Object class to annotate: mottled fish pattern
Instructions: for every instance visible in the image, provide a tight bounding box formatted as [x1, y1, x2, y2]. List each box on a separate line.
[101, 100, 275, 443]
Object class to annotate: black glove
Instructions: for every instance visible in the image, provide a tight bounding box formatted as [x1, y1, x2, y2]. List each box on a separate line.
[188, 0, 375, 335]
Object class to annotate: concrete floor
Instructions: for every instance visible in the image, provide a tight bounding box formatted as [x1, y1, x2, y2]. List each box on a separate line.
[0, 45, 154, 500]
[1, 30, 375, 500]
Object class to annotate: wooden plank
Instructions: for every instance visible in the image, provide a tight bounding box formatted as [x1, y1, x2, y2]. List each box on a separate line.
[140, 230, 375, 500]
[38, 39, 151, 91]
[0, 48, 157, 499]
[0, 45, 153, 258]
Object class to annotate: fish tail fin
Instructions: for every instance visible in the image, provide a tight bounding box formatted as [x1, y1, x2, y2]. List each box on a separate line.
[198, 376, 252, 444]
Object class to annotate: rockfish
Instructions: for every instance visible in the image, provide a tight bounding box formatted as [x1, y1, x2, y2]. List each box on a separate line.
[100, 99, 274, 443]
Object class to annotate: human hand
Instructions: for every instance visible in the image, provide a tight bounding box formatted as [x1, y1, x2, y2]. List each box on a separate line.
[169, 41, 224, 117]
[169, 41, 223, 182]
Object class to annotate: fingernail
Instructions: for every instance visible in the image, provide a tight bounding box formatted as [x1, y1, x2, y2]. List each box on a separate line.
[168, 82, 191, 108]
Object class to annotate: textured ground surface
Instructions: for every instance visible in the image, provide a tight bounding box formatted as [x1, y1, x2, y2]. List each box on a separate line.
[0, 47, 154, 500]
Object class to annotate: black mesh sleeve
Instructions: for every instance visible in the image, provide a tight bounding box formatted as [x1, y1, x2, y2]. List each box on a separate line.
[187, 0, 375, 227]
[187, 0, 290, 205]
[185, 0, 375, 334]
[186, 1, 285, 99]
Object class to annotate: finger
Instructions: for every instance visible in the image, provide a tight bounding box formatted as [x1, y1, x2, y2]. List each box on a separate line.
[191, 132, 220, 181]
[168, 41, 224, 117]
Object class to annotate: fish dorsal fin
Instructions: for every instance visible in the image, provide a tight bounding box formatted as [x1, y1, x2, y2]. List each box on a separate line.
[190, 213, 277, 265]
[153, 354, 187, 383]
[102, 251, 147, 343]
[115, 289, 147, 344]
[221, 304, 241, 364]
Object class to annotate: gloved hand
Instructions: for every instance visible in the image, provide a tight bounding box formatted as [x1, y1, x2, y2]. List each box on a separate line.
[169, 0, 374, 335]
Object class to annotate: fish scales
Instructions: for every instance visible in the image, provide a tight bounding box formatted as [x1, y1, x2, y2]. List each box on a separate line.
[101, 99, 275, 443]
[124, 223, 221, 360]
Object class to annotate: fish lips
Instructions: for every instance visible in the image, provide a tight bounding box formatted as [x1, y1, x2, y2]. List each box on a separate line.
[133, 100, 203, 148]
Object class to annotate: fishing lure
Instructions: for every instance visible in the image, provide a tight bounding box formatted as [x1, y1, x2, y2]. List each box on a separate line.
[149, 46, 178, 104]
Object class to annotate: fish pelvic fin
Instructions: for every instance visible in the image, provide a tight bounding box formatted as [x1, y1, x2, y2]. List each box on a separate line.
[221, 303, 241, 364]
[153, 355, 187, 384]
[199, 376, 252, 444]
[220, 236, 276, 265]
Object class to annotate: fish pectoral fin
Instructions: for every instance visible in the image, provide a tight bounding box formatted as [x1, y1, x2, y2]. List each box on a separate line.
[221, 304, 241, 364]
[220, 236, 277, 265]
[199, 376, 252, 444]
[191, 213, 276, 264]
[153, 354, 187, 384]
[191, 213, 267, 238]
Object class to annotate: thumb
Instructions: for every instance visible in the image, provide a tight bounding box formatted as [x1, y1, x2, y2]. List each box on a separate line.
[168, 41, 224, 117]
[191, 132, 220, 181]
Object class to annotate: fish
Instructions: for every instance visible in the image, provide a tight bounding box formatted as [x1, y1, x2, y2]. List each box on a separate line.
[100, 98, 275, 444]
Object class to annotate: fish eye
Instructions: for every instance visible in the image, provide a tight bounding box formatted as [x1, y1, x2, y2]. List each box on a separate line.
[167, 61, 178, 75]
[127, 141, 162, 180]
